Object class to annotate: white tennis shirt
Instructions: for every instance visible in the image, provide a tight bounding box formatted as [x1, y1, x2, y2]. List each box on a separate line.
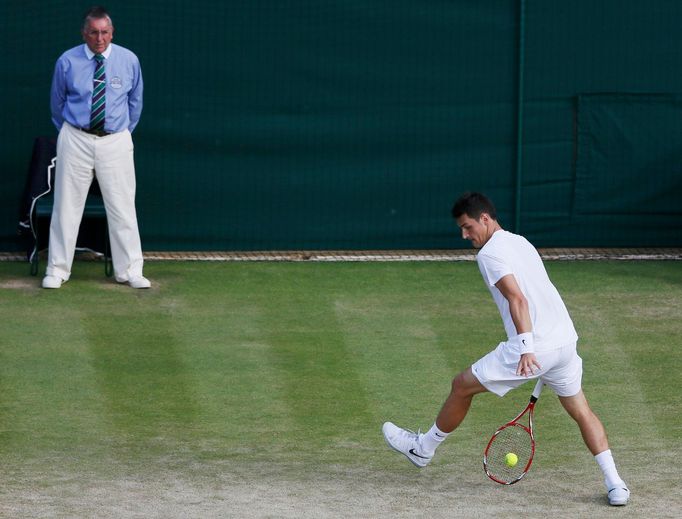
[477, 230, 578, 352]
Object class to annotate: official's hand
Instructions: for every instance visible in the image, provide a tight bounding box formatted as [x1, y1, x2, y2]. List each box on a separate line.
[516, 353, 541, 377]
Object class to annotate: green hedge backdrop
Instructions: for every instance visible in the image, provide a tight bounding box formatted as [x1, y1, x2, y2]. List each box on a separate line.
[2, 1, 681, 251]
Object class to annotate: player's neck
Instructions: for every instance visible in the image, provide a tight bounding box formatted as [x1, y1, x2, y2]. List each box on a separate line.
[483, 222, 503, 244]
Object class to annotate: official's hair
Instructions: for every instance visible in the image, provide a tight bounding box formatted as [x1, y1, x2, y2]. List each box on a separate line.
[451, 192, 498, 221]
[82, 6, 112, 30]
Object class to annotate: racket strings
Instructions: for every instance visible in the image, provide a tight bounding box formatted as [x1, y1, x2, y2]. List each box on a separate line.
[485, 423, 534, 483]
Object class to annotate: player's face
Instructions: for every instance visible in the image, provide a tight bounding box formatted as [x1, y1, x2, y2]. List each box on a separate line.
[82, 17, 113, 54]
[456, 213, 493, 248]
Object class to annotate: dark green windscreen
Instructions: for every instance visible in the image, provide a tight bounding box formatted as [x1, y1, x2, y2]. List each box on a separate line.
[2, 1, 680, 251]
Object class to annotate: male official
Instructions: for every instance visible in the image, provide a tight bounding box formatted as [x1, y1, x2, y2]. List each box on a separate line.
[44, 6, 149, 289]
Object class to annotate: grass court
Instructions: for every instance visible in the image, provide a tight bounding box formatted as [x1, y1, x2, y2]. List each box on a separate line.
[0, 260, 680, 518]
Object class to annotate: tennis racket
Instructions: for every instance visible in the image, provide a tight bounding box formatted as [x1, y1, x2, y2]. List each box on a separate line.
[483, 379, 543, 485]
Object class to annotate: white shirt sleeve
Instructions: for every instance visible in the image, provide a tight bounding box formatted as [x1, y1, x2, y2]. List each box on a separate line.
[478, 252, 512, 287]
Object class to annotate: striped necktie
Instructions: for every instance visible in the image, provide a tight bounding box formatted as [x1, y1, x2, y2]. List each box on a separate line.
[90, 54, 106, 131]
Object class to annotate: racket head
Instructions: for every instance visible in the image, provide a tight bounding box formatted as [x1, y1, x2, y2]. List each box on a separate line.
[483, 422, 535, 485]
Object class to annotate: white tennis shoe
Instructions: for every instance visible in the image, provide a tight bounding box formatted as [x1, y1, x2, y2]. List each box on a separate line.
[126, 276, 151, 289]
[42, 275, 65, 289]
[382, 422, 432, 468]
[607, 485, 630, 506]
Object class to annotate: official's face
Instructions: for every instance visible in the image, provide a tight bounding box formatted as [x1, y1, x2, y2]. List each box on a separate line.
[82, 17, 114, 54]
[456, 213, 493, 249]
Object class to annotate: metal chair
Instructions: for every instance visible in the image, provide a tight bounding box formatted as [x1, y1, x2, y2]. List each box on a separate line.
[24, 137, 112, 277]
[30, 190, 112, 277]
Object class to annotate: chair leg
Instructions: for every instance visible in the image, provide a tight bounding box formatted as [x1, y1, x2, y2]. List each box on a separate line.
[104, 223, 113, 277]
[30, 211, 39, 276]
[30, 250, 39, 276]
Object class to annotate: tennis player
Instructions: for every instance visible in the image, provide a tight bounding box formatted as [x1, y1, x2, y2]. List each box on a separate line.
[382, 192, 630, 506]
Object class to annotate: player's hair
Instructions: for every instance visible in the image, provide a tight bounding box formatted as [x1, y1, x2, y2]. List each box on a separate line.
[82, 6, 113, 30]
[451, 192, 498, 221]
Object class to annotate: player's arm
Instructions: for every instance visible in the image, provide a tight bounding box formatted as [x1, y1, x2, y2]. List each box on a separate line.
[494, 274, 541, 377]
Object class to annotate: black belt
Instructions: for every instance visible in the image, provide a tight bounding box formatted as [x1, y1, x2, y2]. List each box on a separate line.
[78, 127, 111, 137]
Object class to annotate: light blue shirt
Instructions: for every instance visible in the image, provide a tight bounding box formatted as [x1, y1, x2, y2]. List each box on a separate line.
[50, 43, 143, 133]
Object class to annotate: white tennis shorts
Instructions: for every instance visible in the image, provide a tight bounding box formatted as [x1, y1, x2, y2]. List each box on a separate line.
[472, 340, 582, 397]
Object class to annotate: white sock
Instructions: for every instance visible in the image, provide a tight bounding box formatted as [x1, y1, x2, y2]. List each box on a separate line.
[595, 449, 625, 489]
[420, 423, 450, 455]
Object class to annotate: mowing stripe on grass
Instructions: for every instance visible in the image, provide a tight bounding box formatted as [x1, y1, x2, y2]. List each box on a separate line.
[333, 294, 455, 425]
[82, 302, 199, 442]
[0, 261, 680, 517]
[172, 294, 299, 456]
[257, 270, 374, 447]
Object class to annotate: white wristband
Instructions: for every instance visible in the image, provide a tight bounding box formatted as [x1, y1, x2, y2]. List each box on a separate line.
[516, 332, 534, 354]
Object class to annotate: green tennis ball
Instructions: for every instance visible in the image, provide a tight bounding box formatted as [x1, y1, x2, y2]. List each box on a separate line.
[505, 452, 518, 467]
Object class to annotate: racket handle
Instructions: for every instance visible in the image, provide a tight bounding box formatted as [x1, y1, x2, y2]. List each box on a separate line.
[530, 379, 544, 402]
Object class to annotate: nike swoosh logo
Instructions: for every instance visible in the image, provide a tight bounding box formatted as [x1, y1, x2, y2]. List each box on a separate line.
[408, 448, 430, 459]
[522, 339, 526, 345]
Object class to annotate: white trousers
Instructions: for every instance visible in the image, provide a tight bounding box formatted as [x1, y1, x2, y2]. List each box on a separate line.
[46, 123, 144, 282]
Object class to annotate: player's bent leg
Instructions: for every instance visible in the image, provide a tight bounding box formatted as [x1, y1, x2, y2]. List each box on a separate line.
[558, 390, 608, 455]
[559, 390, 629, 506]
[435, 367, 488, 433]
[383, 368, 486, 468]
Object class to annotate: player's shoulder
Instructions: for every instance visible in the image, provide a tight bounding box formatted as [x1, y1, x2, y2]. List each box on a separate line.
[493, 230, 537, 252]
[477, 233, 508, 265]
[481, 230, 517, 252]
[478, 230, 539, 266]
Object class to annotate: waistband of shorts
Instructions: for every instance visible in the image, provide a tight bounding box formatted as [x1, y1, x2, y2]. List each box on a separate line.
[534, 340, 577, 353]
[504, 339, 577, 353]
